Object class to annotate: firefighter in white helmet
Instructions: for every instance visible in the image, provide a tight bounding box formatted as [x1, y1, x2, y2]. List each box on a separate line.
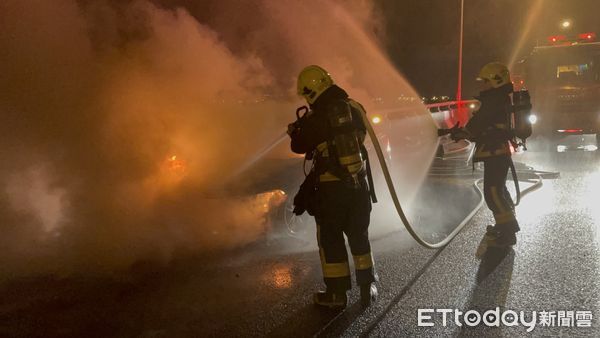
[287, 65, 378, 308]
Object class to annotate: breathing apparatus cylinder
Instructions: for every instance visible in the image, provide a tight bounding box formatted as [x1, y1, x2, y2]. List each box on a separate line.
[327, 102, 364, 186]
[512, 90, 533, 144]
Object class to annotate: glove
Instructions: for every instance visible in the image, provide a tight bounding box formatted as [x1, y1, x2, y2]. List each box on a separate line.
[445, 122, 470, 141]
[292, 172, 318, 216]
[450, 128, 470, 141]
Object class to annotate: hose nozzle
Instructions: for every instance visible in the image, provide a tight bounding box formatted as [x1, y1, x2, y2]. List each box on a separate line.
[437, 122, 469, 141]
[437, 128, 451, 137]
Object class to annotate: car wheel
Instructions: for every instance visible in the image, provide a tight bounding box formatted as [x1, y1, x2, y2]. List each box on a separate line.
[273, 192, 313, 237]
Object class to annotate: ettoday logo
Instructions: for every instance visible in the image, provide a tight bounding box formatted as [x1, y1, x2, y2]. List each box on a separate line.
[418, 308, 593, 332]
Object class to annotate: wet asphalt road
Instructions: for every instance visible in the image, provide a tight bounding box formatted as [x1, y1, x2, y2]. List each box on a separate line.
[1, 140, 600, 337]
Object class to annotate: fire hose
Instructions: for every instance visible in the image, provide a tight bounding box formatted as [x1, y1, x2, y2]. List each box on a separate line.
[358, 109, 548, 249]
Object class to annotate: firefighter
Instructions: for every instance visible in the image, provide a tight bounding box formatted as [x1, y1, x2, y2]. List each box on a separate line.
[452, 62, 520, 248]
[287, 65, 377, 308]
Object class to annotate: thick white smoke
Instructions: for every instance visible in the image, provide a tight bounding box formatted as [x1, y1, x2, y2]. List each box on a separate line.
[0, 0, 436, 277]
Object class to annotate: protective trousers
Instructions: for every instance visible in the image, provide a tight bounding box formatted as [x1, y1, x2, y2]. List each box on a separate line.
[315, 180, 376, 293]
[483, 156, 519, 233]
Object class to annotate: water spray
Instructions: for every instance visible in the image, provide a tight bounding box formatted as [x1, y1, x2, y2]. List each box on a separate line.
[231, 106, 312, 180]
[358, 109, 546, 249]
[231, 131, 289, 179]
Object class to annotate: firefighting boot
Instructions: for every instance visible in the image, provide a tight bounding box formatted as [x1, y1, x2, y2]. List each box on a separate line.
[487, 222, 517, 248]
[488, 230, 517, 247]
[313, 290, 348, 309]
[360, 283, 378, 307]
[476, 225, 497, 259]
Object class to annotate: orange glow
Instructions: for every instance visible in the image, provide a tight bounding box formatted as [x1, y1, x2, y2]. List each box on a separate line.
[265, 265, 293, 289]
[165, 154, 187, 175]
[254, 190, 287, 212]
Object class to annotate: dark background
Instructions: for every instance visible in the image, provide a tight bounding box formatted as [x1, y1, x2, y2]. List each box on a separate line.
[377, 0, 600, 97]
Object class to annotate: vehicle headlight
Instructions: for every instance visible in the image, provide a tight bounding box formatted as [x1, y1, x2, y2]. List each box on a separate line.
[528, 114, 538, 124]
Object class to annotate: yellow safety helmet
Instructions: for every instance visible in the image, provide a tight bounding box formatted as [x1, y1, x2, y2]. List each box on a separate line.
[297, 65, 334, 104]
[477, 62, 511, 88]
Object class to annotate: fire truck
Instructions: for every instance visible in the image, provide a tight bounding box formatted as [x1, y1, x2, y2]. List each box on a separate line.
[513, 32, 600, 145]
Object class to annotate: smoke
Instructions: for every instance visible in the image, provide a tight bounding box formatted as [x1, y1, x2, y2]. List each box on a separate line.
[0, 0, 434, 277]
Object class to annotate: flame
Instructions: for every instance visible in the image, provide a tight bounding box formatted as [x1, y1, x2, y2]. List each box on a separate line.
[153, 154, 189, 191]
[165, 154, 187, 175]
[254, 190, 287, 213]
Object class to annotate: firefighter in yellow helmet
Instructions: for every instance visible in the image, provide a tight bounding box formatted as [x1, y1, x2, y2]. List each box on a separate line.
[287, 65, 378, 308]
[448, 62, 520, 249]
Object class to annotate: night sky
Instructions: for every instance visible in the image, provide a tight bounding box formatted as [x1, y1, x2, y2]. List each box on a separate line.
[377, 0, 600, 98]
[158, 0, 600, 99]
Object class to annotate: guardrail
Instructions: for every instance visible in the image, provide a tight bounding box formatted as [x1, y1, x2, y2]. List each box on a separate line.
[425, 99, 479, 112]
[427, 99, 480, 129]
